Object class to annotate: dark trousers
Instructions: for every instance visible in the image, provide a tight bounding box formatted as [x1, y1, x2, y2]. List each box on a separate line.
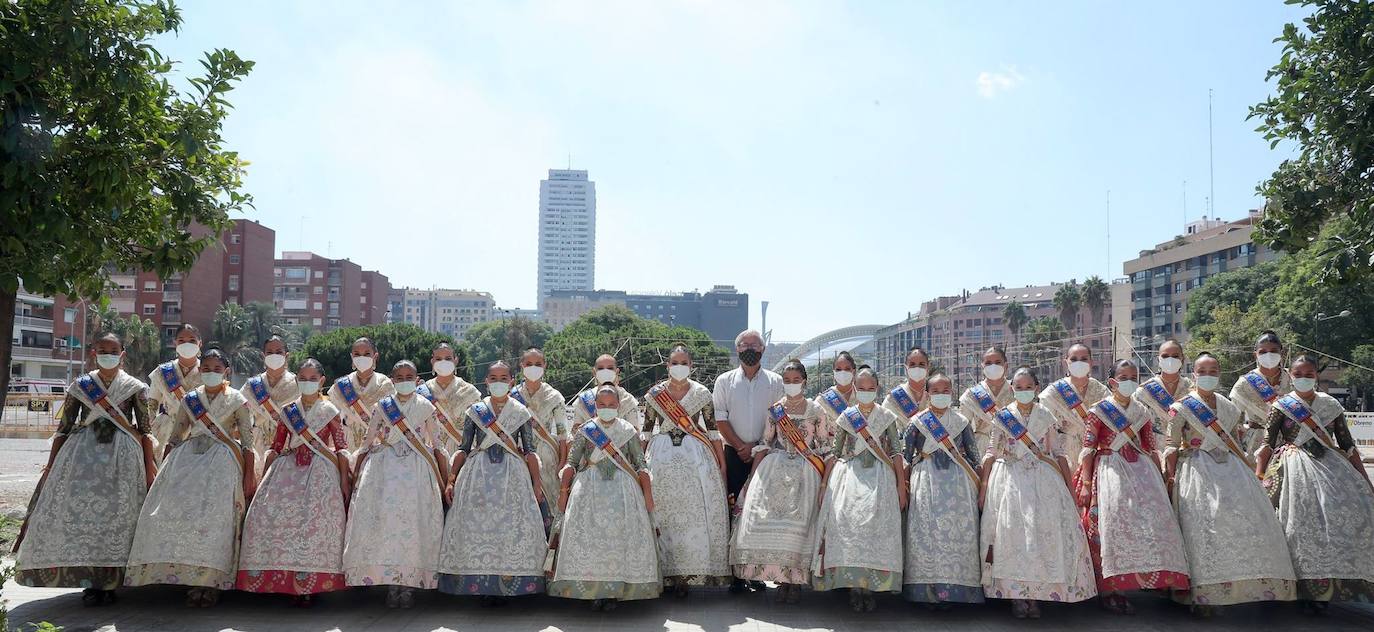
[724, 447, 751, 508]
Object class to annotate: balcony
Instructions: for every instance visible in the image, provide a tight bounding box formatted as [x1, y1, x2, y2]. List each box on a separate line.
[14, 315, 54, 329]
[162, 290, 182, 302]
[11, 345, 54, 360]
[161, 311, 182, 323]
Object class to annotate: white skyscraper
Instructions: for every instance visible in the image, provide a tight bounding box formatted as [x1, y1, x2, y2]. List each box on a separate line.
[536, 169, 596, 303]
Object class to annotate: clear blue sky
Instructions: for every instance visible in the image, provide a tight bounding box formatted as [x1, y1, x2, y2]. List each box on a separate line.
[155, 0, 1308, 343]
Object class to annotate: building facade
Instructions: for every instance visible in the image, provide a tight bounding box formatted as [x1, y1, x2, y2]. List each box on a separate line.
[359, 270, 391, 325]
[386, 287, 406, 324]
[536, 169, 596, 302]
[273, 252, 364, 332]
[541, 289, 627, 332]
[540, 285, 749, 344]
[10, 287, 81, 381]
[399, 288, 495, 339]
[221, 219, 276, 306]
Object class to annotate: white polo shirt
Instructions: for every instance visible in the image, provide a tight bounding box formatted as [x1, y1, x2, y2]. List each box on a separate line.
[712, 366, 785, 444]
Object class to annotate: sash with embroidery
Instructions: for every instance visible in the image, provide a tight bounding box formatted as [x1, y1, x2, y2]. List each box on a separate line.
[769, 403, 825, 476]
[159, 362, 190, 404]
[184, 390, 246, 474]
[581, 421, 637, 478]
[992, 407, 1061, 473]
[1179, 394, 1255, 470]
[74, 374, 142, 444]
[914, 409, 980, 486]
[578, 390, 597, 418]
[246, 376, 288, 426]
[281, 400, 341, 469]
[820, 388, 848, 418]
[1095, 399, 1145, 454]
[969, 384, 997, 414]
[335, 376, 373, 423]
[891, 386, 921, 418]
[512, 384, 560, 450]
[379, 396, 443, 488]
[415, 383, 465, 446]
[840, 407, 893, 467]
[649, 383, 721, 467]
[1275, 393, 1339, 451]
[470, 401, 524, 458]
[1242, 370, 1279, 404]
[1142, 379, 1176, 411]
[1052, 379, 1090, 420]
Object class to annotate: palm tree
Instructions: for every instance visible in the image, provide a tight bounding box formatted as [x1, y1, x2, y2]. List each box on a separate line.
[211, 302, 262, 378]
[1003, 300, 1028, 355]
[243, 301, 281, 346]
[1023, 316, 1069, 373]
[1053, 281, 1083, 337]
[1081, 275, 1109, 332]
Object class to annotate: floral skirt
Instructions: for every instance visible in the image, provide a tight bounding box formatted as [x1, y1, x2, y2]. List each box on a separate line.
[437, 573, 545, 596]
[811, 567, 900, 593]
[733, 563, 809, 585]
[17, 566, 124, 591]
[235, 569, 347, 595]
[903, 582, 984, 604]
[548, 579, 662, 601]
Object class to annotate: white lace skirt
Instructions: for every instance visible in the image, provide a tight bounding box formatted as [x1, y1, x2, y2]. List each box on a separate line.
[1274, 447, 1374, 582]
[646, 434, 730, 580]
[239, 451, 345, 574]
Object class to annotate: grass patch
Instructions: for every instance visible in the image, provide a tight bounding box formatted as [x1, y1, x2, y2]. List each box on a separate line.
[0, 515, 20, 553]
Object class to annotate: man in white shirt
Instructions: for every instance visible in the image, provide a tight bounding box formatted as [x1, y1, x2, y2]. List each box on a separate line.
[713, 329, 784, 592]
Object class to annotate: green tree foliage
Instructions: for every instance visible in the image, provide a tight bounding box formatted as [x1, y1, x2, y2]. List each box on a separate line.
[1052, 281, 1082, 335]
[1002, 300, 1028, 351]
[543, 305, 730, 399]
[210, 302, 261, 378]
[461, 316, 553, 378]
[1183, 260, 1281, 331]
[243, 301, 281, 347]
[88, 306, 160, 378]
[1021, 315, 1068, 375]
[1250, 0, 1374, 282]
[1346, 345, 1374, 410]
[0, 0, 252, 418]
[1081, 276, 1110, 329]
[292, 323, 463, 386]
[1184, 304, 1289, 387]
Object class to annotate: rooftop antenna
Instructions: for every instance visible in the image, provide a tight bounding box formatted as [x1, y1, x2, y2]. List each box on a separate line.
[1105, 190, 1111, 278]
[1208, 88, 1215, 218]
[567, 153, 572, 169]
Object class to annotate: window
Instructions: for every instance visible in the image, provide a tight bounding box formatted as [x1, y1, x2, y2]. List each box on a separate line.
[228, 254, 240, 265]
[228, 275, 239, 291]
[142, 304, 155, 315]
[230, 234, 242, 244]
[313, 271, 323, 279]
[312, 317, 322, 326]
[143, 281, 157, 290]
[313, 286, 323, 295]
[285, 267, 308, 280]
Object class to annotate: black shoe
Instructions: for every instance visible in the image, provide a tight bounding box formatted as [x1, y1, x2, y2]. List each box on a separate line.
[729, 578, 748, 594]
[82, 588, 104, 607]
[749, 580, 766, 592]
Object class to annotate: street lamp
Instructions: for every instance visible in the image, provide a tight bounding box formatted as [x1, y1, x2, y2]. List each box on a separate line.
[1315, 310, 1354, 322]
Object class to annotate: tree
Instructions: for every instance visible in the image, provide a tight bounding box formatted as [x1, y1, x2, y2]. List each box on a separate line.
[293, 323, 464, 385]
[1183, 260, 1281, 331]
[1081, 276, 1109, 330]
[1347, 345, 1374, 411]
[1250, 0, 1374, 283]
[243, 301, 281, 347]
[87, 309, 160, 378]
[281, 322, 316, 351]
[461, 317, 553, 378]
[1003, 300, 1028, 355]
[211, 302, 261, 378]
[1021, 316, 1068, 377]
[1185, 304, 1289, 389]
[543, 305, 730, 398]
[0, 0, 253, 419]
[1052, 281, 1082, 337]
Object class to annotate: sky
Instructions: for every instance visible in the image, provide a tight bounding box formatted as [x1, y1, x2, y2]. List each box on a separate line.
[154, 0, 1309, 343]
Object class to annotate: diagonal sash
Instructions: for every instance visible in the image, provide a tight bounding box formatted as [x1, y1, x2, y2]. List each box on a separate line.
[1275, 394, 1339, 451]
[820, 388, 848, 417]
[159, 362, 190, 403]
[581, 421, 638, 478]
[184, 390, 246, 474]
[1179, 394, 1256, 471]
[578, 391, 597, 418]
[1095, 399, 1144, 454]
[470, 401, 524, 458]
[247, 376, 288, 428]
[768, 403, 825, 476]
[280, 400, 341, 469]
[1052, 379, 1091, 421]
[650, 384, 721, 468]
[335, 376, 373, 424]
[415, 383, 465, 447]
[840, 407, 893, 468]
[1142, 379, 1176, 411]
[1242, 370, 1280, 404]
[379, 396, 443, 490]
[914, 409, 980, 486]
[74, 375, 142, 445]
[969, 384, 997, 414]
[512, 384, 560, 450]
[992, 407, 1062, 474]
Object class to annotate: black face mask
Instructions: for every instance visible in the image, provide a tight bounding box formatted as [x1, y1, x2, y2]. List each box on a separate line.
[738, 349, 762, 367]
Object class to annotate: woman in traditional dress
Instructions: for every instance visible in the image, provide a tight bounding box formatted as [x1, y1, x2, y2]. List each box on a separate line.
[422, 342, 481, 455]
[811, 351, 859, 455]
[1038, 344, 1108, 469]
[14, 334, 155, 607]
[730, 359, 825, 604]
[1231, 330, 1293, 455]
[549, 384, 661, 611]
[240, 335, 297, 466]
[1132, 339, 1191, 460]
[328, 337, 395, 452]
[1256, 355, 1374, 613]
[512, 346, 568, 522]
[147, 323, 203, 455]
[642, 344, 730, 596]
[959, 346, 1014, 456]
[881, 345, 930, 433]
[1073, 359, 1190, 614]
[438, 361, 549, 605]
[979, 366, 1096, 618]
[342, 360, 444, 608]
[125, 348, 256, 607]
[900, 372, 983, 609]
[236, 358, 351, 606]
[812, 365, 905, 612]
[1165, 352, 1295, 616]
[570, 354, 641, 430]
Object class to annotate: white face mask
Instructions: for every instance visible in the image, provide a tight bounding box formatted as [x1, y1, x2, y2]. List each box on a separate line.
[1293, 377, 1317, 393]
[352, 355, 374, 373]
[394, 381, 417, 396]
[784, 382, 804, 397]
[201, 372, 225, 388]
[855, 390, 877, 404]
[905, 366, 928, 382]
[522, 365, 545, 381]
[1257, 352, 1283, 370]
[983, 364, 1006, 380]
[1195, 375, 1220, 392]
[1068, 360, 1091, 378]
[1158, 357, 1183, 374]
[176, 342, 200, 359]
[1115, 380, 1139, 397]
[298, 380, 321, 396]
[264, 353, 287, 371]
[596, 407, 618, 422]
[96, 354, 122, 370]
[833, 370, 854, 386]
[930, 393, 953, 409]
[1014, 390, 1036, 404]
[595, 368, 617, 384]
[487, 381, 510, 397]
[433, 360, 456, 377]
[668, 364, 691, 381]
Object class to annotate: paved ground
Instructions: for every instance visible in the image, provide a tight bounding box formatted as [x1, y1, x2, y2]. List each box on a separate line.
[0, 438, 48, 514]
